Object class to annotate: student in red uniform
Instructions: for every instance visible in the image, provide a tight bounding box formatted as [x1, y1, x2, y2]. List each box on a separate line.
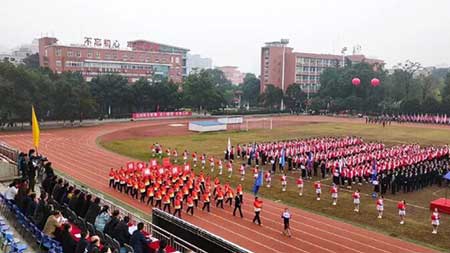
[173, 196, 182, 218]
[398, 200, 406, 225]
[109, 168, 115, 188]
[192, 190, 199, 208]
[330, 183, 338, 206]
[314, 181, 322, 200]
[215, 188, 224, 209]
[296, 177, 304, 196]
[202, 192, 211, 212]
[281, 173, 287, 192]
[265, 170, 272, 188]
[146, 187, 154, 206]
[239, 164, 246, 181]
[154, 191, 162, 208]
[376, 195, 384, 219]
[186, 195, 194, 216]
[139, 181, 146, 203]
[352, 189, 361, 212]
[252, 197, 263, 225]
[431, 208, 440, 234]
[225, 188, 234, 207]
[162, 194, 171, 213]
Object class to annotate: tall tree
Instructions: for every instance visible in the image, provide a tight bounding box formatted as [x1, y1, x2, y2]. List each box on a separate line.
[183, 70, 225, 111]
[259, 84, 283, 109]
[23, 53, 40, 69]
[241, 73, 260, 107]
[284, 83, 306, 112]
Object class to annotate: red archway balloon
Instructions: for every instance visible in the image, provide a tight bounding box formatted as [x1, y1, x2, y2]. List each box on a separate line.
[352, 78, 361, 86]
[371, 78, 380, 87]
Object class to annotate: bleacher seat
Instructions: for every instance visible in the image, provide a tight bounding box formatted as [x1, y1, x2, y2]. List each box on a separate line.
[123, 243, 135, 253]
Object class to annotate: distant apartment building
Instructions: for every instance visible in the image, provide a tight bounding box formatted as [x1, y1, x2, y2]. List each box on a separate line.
[38, 37, 189, 83]
[261, 40, 384, 94]
[187, 54, 212, 74]
[0, 45, 36, 65]
[216, 66, 245, 85]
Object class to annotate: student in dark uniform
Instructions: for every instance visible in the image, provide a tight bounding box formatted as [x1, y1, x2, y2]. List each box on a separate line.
[233, 195, 243, 218]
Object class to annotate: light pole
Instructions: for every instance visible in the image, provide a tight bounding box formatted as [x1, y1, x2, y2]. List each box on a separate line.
[280, 39, 289, 111]
[341, 47, 347, 68]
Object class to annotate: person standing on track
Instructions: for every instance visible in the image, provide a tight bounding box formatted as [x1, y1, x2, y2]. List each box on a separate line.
[186, 195, 194, 216]
[236, 184, 243, 204]
[202, 192, 210, 212]
[296, 176, 304, 196]
[162, 194, 171, 213]
[281, 208, 292, 237]
[154, 191, 162, 209]
[314, 181, 322, 200]
[352, 189, 361, 212]
[218, 159, 223, 175]
[173, 196, 182, 218]
[398, 200, 406, 225]
[252, 197, 263, 226]
[376, 195, 384, 219]
[227, 161, 233, 178]
[233, 194, 243, 218]
[431, 208, 440, 234]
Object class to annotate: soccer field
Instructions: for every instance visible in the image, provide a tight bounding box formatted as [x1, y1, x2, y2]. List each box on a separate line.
[101, 121, 450, 251]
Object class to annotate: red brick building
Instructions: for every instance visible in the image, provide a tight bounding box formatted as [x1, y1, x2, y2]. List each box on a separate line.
[261, 40, 384, 94]
[38, 37, 189, 83]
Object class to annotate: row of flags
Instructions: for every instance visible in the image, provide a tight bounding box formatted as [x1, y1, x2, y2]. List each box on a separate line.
[398, 114, 449, 124]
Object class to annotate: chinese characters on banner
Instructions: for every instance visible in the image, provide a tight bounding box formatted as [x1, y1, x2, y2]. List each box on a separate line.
[132, 111, 192, 120]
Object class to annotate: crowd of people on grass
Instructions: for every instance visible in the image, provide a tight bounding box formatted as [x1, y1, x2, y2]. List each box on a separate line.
[366, 114, 450, 125]
[107, 136, 446, 234]
[5, 149, 174, 253]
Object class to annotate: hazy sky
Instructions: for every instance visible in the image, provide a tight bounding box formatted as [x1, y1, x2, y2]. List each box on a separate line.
[2, 0, 450, 74]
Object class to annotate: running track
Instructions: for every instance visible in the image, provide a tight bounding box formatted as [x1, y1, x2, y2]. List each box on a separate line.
[0, 117, 437, 253]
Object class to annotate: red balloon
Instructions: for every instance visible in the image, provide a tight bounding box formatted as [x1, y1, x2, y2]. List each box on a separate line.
[371, 78, 380, 87]
[352, 78, 361, 86]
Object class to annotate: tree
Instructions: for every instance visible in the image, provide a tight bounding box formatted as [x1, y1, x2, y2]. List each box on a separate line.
[23, 53, 40, 69]
[183, 70, 225, 111]
[441, 72, 450, 100]
[393, 60, 422, 101]
[419, 75, 439, 102]
[284, 84, 306, 112]
[241, 73, 260, 107]
[259, 84, 283, 109]
[90, 74, 130, 117]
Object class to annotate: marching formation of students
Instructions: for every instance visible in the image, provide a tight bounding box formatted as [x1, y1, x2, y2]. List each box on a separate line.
[107, 136, 446, 235]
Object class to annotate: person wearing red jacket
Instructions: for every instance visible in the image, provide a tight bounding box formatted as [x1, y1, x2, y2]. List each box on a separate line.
[431, 208, 440, 234]
[314, 181, 322, 201]
[186, 195, 195, 216]
[154, 191, 162, 209]
[109, 168, 115, 188]
[146, 187, 154, 206]
[398, 200, 406, 225]
[330, 183, 338, 206]
[173, 196, 182, 218]
[215, 189, 224, 209]
[202, 192, 211, 212]
[252, 197, 263, 226]
[163, 194, 171, 213]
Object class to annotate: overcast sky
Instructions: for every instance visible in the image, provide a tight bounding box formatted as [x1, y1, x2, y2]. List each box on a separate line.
[2, 0, 450, 74]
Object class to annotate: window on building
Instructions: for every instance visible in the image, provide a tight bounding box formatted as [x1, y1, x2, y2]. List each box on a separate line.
[105, 53, 111, 59]
[76, 51, 81, 57]
[55, 49, 61, 57]
[67, 51, 73, 57]
[56, 60, 61, 67]
[123, 54, 128, 61]
[95, 51, 100, 59]
[130, 53, 134, 60]
[175, 57, 180, 64]
[87, 51, 93, 58]
[113, 53, 118, 60]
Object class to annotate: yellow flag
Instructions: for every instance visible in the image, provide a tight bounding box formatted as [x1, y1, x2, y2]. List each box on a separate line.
[31, 106, 40, 149]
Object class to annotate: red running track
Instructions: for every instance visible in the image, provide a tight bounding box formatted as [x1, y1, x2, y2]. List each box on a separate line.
[0, 118, 437, 253]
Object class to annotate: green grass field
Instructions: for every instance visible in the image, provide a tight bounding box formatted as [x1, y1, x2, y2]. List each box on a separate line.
[101, 122, 450, 252]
